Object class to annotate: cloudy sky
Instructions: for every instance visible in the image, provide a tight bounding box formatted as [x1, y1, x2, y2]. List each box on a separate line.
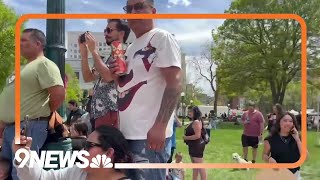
[3, 0, 232, 96]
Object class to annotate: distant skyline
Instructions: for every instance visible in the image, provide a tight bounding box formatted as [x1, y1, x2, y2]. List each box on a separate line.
[3, 0, 232, 95]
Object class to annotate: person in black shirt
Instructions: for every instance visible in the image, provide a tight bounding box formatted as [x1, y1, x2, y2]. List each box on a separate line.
[263, 112, 308, 180]
[66, 100, 84, 127]
[267, 104, 284, 134]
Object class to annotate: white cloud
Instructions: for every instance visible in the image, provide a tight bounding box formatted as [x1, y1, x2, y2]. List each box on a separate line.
[175, 30, 212, 42]
[83, 20, 96, 26]
[155, 19, 224, 55]
[82, 0, 89, 4]
[168, 0, 192, 7]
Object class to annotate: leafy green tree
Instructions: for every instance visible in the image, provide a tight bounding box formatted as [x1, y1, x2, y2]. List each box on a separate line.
[0, 1, 21, 92]
[283, 81, 302, 110]
[214, 0, 320, 104]
[307, 67, 320, 90]
[65, 64, 82, 103]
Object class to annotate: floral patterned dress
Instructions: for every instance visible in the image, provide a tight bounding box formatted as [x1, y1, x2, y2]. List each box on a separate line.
[90, 56, 118, 120]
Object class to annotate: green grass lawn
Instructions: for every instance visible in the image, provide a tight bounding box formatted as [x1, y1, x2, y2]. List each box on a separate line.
[174, 122, 319, 180]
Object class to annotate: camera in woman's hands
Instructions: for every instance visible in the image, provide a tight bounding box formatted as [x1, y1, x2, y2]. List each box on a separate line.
[80, 31, 89, 43]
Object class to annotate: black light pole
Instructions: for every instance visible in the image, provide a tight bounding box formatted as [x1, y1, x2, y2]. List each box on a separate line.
[46, 0, 66, 117]
[181, 92, 185, 125]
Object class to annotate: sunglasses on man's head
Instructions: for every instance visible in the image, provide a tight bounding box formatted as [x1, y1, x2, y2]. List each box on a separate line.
[83, 141, 102, 151]
[104, 27, 116, 34]
[123, 1, 151, 13]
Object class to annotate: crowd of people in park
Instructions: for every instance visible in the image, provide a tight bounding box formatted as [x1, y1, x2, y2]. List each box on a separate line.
[0, 0, 309, 180]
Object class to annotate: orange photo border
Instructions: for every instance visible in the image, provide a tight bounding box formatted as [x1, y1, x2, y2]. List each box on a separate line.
[15, 14, 307, 169]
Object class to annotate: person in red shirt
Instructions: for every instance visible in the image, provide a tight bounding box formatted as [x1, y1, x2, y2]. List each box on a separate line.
[241, 101, 265, 163]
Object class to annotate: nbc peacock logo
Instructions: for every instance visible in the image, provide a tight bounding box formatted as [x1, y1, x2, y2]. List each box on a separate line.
[90, 154, 113, 168]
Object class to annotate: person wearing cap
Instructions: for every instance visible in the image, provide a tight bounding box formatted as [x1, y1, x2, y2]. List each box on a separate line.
[241, 101, 265, 163]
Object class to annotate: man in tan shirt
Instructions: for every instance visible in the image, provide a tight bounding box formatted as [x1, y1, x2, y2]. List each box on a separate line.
[0, 28, 65, 180]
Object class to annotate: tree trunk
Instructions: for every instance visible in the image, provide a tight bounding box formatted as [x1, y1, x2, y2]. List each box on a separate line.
[214, 89, 219, 115]
[214, 76, 220, 114]
[270, 79, 278, 104]
[270, 80, 287, 105]
[278, 84, 287, 105]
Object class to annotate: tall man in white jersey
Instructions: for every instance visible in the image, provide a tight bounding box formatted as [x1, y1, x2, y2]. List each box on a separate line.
[109, 0, 182, 179]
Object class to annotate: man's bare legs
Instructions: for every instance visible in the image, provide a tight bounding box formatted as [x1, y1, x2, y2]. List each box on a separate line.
[243, 147, 248, 160]
[252, 148, 258, 163]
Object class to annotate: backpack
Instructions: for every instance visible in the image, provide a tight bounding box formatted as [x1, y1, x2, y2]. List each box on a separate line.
[201, 127, 210, 144]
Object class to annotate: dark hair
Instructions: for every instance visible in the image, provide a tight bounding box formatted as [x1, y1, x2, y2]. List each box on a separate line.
[50, 124, 69, 142]
[107, 19, 130, 43]
[95, 126, 139, 179]
[68, 100, 78, 107]
[188, 106, 202, 121]
[273, 103, 285, 120]
[269, 112, 299, 137]
[128, 0, 154, 5]
[95, 126, 132, 163]
[22, 28, 46, 49]
[72, 121, 88, 136]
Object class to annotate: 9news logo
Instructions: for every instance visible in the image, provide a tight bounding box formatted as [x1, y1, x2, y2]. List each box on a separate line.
[15, 148, 113, 169]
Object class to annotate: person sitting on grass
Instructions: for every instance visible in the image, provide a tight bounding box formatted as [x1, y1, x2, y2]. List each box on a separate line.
[70, 121, 89, 151]
[40, 124, 73, 170]
[168, 152, 185, 180]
